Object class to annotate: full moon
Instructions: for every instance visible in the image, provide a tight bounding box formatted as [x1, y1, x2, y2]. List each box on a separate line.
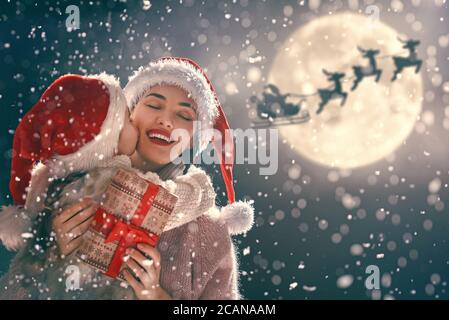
[268, 13, 423, 169]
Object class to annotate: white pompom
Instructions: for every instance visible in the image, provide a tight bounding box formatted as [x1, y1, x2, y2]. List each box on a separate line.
[220, 200, 254, 235]
[0, 205, 32, 251]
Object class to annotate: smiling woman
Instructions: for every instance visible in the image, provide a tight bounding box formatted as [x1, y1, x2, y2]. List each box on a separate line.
[121, 58, 255, 299]
[129, 84, 198, 173]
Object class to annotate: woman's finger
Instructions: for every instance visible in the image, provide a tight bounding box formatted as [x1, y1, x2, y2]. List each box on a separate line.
[62, 204, 97, 234]
[58, 198, 94, 223]
[60, 235, 84, 256]
[65, 215, 95, 240]
[127, 248, 157, 275]
[52, 218, 65, 236]
[123, 269, 143, 293]
[137, 244, 161, 269]
[126, 256, 153, 285]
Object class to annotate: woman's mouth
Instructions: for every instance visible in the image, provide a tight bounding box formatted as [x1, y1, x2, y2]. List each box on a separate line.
[146, 129, 176, 147]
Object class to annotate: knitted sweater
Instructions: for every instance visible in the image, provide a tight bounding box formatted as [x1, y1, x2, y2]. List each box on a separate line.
[0, 156, 254, 300]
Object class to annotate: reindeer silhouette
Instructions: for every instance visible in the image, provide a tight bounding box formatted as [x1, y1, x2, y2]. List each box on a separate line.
[317, 69, 348, 114]
[391, 38, 422, 81]
[351, 47, 382, 90]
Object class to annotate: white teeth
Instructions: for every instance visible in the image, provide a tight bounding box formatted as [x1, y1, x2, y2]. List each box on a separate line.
[148, 132, 172, 143]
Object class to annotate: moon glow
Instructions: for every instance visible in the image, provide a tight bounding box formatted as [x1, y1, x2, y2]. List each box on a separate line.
[268, 13, 423, 169]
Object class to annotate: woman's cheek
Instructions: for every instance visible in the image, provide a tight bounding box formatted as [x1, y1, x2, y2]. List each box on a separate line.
[133, 108, 154, 129]
[177, 118, 194, 132]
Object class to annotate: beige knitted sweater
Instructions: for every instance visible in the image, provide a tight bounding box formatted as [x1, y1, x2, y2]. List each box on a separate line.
[0, 156, 254, 300]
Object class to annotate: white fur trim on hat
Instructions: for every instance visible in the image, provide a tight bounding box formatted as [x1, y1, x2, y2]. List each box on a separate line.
[24, 162, 50, 212]
[124, 58, 219, 152]
[219, 200, 254, 235]
[0, 205, 32, 251]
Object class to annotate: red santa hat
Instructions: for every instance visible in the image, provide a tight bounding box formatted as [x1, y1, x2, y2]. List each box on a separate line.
[0, 73, 127, 250]
[124, 57, 254, 233]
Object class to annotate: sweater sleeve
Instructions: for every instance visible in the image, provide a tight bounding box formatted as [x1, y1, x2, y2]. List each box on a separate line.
[199, 241, 241, 300]
[163, 167, 216, 232]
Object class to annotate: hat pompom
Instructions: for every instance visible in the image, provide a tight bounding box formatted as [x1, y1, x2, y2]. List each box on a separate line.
[220, 200, 254, 235]
[0, 205, 32, 251]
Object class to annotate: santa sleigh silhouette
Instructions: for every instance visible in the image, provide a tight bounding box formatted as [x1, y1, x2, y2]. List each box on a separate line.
[250, 84, 310, 128]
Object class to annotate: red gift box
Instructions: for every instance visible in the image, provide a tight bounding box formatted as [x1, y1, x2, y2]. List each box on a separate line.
[76, 169, 178, 280]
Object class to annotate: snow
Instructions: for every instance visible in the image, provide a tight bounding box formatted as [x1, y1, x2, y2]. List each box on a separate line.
[1, 0, 448, 301]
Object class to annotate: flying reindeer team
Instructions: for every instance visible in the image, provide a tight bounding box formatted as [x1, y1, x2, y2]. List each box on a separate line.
[251, 38, 422, 125]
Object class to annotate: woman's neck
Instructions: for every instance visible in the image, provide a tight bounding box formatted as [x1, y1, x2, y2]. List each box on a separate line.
[129, 151, 164, 173]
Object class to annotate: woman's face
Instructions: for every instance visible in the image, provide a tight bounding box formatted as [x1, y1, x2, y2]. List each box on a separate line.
[130, 84, 197, 169]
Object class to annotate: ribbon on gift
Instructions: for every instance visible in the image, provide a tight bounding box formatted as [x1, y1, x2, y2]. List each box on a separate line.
[89, 181, 162, 278]
[130, 182, 160, 226]
[105, 218, 159, 278]
[92, 207, 160, 278]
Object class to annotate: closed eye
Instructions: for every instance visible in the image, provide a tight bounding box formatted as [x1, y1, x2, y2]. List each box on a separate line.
[178, 113, 193, 121]
[145, 104, 161, 110]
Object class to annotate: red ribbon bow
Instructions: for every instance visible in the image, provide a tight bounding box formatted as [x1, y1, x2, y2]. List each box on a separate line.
[93, 207, 160, 278]
[104, 219, 159, 278]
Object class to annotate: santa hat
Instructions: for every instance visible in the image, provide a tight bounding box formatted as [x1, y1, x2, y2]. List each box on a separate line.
[124, 57, 253, 225]
[0, 73, 127, 250]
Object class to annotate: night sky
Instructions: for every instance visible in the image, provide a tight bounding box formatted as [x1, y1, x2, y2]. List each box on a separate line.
[1, 0, 449, 300]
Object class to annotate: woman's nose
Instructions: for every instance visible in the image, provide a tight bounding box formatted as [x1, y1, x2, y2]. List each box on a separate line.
[156, 114, 173, 129]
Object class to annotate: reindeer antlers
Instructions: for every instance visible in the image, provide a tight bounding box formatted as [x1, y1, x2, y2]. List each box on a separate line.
[397, 36, 420, 46]
[397, 36, 408, 43]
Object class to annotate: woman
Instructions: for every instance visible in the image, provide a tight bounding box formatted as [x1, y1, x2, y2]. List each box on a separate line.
[0, 57, 254, 300]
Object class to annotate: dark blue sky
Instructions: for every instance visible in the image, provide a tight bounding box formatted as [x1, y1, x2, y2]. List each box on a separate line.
[1, 0, 449, 299]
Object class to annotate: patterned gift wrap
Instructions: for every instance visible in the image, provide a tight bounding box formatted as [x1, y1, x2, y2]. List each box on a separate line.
[76, 168, 178, 280]
[77, 228, 128, 280]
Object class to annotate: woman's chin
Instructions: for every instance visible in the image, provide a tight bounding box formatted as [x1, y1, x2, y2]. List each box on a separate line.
[135, 137, 185, 169]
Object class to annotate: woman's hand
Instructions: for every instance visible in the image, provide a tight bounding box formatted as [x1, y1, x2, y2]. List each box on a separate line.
[52, 198, 98, 257]
[123, 243, 172, 300]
